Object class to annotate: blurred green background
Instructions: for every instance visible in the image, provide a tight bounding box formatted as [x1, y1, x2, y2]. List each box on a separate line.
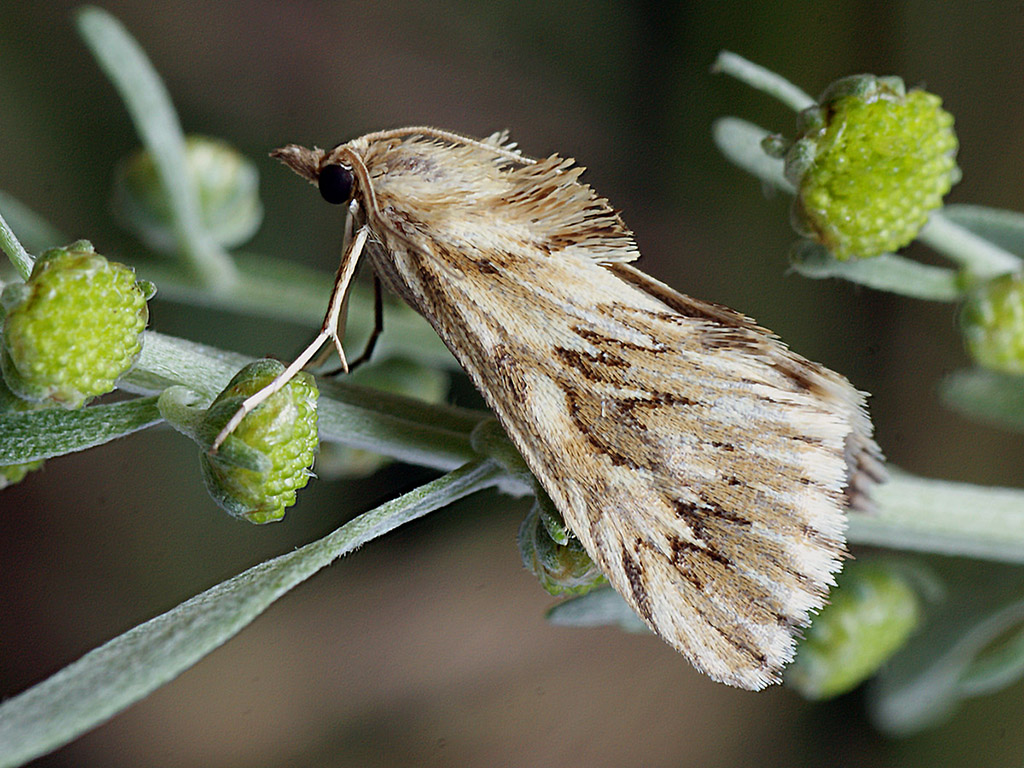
[3, 1, 1024, 766]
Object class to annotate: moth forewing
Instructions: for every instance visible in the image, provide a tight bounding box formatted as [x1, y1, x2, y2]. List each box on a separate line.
[271, 128, 883, 690]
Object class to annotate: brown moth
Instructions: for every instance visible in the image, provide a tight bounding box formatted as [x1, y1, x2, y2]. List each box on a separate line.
[215, 127, 884, 690]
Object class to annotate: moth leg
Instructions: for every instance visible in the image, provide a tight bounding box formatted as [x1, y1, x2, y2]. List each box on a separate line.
[317, 272, 382, 377]
[211, 225, 370, 452]
[346, 275, 383, 372]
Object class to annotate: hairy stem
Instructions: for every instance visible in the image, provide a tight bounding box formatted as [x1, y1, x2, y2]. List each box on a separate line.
[0, 210, 33, 281]
[849, 470, 1024, 564]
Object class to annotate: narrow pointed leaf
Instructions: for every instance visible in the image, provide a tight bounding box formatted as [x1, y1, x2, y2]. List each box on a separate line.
[0, 458, 501, 768]
[0, 397, 161, 463]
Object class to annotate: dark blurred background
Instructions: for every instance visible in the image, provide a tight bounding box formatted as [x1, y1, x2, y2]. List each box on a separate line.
[3, 1, 1024, 766]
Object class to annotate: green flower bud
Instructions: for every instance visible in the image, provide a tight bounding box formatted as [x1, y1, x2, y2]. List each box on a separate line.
[113, 135, 263, 251]
[786, 74, 959, 260]
[0, 241, 151, 408]
[200, 359, 318, 524]
[0, 459, 44, 489]
[960, 273, 1024, 374]
[787, 561, 922, 700]
[518, 499, 606, 596]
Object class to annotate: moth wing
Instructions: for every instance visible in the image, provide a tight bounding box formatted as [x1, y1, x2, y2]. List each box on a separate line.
[347, 133, 882, 689]
[427, 256, 880, 690]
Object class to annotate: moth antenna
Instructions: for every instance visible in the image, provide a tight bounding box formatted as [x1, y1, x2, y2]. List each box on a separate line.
[357, 126, 536, 164]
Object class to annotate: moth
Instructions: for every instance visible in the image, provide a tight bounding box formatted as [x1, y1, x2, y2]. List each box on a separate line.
[215, 127, 884, 690]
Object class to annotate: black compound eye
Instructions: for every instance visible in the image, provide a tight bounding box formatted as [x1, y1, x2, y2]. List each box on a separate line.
[318, 163, 354, 205]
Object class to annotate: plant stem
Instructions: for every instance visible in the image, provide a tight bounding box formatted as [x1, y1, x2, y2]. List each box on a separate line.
[0, 210, 34, 281]
[9, 326, 1024, 563]
[119, 331, 486, 471]
[712, 51, 815, 112]
[848, 470, 1024, 564]
[156, 386, 271, 472]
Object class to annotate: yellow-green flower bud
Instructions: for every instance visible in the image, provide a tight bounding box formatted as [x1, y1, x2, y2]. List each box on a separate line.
[0, 460, 44, 489]
[787, 561, 921, 700]
[113, 135, 263, 251]
[518, 500, 606, 596]
[200, 360, 318, 524]
[787, 75, 959, 260]
[0, 241, 151, 408]
[961, 273, 1024, 374]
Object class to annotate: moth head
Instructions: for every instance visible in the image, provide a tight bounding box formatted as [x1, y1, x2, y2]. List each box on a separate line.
[269, 143, 357, 206]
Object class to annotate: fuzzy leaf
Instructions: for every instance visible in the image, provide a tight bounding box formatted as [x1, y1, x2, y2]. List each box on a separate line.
[868, 562, 1024, 735]
[940, 368, 1024, 432]
[944, 204, 1024, 259]
[76, 6, 235, 287]
[546, 587, 649, 633]
[790, 240, 961, 301]
[0, 192, 66, 255]
[0, 397, 161, 463]
[711, 117, 793, 193]
[0, 458, 501, 768]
